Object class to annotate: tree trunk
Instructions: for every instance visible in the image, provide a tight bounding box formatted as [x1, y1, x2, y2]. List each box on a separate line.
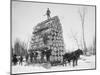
[82, 21, 87, 55]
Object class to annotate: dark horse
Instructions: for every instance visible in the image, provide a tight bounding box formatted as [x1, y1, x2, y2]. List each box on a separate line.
[63, 49, 83, 67]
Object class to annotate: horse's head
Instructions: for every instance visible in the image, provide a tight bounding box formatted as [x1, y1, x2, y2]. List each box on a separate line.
[77, 49, 83, 55]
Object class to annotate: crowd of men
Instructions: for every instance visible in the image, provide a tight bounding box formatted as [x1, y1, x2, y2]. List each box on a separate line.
[12, 48, 52, 66]
[12, 48, 83, 67]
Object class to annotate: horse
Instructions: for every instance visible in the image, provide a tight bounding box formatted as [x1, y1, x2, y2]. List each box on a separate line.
[63, 53, 72, 66]
[63, 49, 83, 67]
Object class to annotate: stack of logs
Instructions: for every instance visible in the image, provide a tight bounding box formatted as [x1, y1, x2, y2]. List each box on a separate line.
[30, 16, 65, 62]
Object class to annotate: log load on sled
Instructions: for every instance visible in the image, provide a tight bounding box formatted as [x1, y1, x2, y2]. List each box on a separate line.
[29, 16, 65, 64]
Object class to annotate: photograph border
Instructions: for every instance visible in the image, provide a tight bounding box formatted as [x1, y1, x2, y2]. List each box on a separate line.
[10, 0, 96, 74]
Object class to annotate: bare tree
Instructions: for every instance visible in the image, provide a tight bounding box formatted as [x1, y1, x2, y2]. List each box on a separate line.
[14, 39, 21, 55]
[14, 39, 28, 56]
[79, 39, 84, 50]
[70, 30, 79, 49]
[78, 7, 87, 55]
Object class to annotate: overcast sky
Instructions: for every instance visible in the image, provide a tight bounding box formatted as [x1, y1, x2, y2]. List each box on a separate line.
[12, 1, 95, 51]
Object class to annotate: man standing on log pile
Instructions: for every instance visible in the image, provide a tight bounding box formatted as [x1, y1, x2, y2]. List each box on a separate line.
[44, 8, 51, 19]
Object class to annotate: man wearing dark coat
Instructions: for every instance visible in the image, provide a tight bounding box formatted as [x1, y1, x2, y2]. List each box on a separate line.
[12, 54, 18, 65]
[46, 8, 51, 19]
[19, 55, 23, 65]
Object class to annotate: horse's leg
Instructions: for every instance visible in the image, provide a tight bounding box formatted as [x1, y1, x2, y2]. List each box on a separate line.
[73, 60, 75, 67]
[64, 59, 67, 66]
[41, 55, 44, 63]
[63, 61, 65, 66]
[68, 60, 71, 65]
[62, 59, 64, 66]
[65, 61, 67, 66]
[63, 59, 65, 66]
[64, 61, 66, 66]
[76, 60, 77, 66]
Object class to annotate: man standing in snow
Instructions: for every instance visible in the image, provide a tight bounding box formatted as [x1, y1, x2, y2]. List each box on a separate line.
[19, 55, 23, 65]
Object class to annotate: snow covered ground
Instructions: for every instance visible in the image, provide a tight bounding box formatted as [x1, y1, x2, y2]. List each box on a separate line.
[12, 55, 96, 74]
